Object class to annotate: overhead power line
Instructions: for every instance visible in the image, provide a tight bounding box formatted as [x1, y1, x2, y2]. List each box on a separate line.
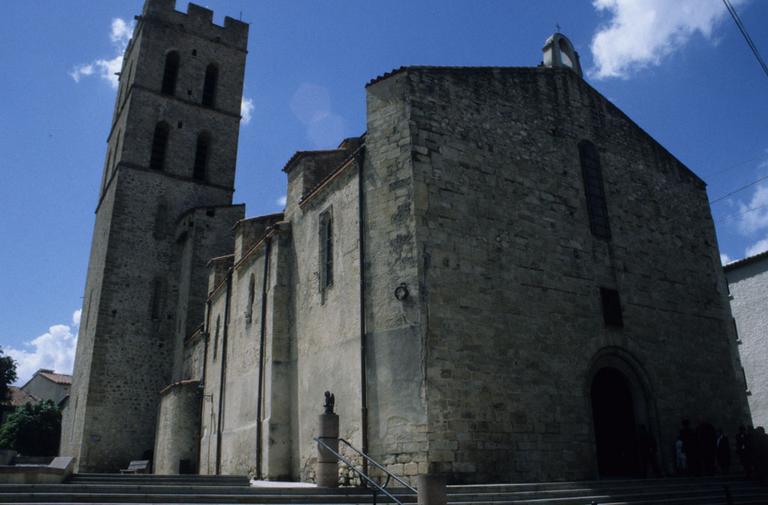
[705, 152, 765, 180]
[714, 202, 768, 223]
[722, 0, 768, 79]
[711, 173, 768, 203]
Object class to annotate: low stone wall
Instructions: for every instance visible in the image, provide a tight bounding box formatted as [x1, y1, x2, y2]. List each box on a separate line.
[0, 456, 74, 484]
[154, 380, 202, 474]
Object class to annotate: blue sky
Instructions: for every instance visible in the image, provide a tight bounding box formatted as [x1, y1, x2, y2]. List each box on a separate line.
[1, 0, 766, 383]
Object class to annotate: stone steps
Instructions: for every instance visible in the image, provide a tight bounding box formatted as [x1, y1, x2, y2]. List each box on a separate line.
[0, 474, 766, 504]
[69, 473, 249, 486]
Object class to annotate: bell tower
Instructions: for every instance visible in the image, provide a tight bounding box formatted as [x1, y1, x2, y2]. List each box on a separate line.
[60, 0, 248, 472]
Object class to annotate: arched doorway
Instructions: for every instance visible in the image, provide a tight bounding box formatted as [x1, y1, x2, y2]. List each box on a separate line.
[591, 367, 639, 476]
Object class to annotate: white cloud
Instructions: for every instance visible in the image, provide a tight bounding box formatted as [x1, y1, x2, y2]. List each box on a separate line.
[589, 0, 748, 79]
[109, 18, 132, 46]
[69, 64, 94, 83]
[6, 309, 80, 385]
[277, 195, 287, 207]
[737, 184, 768, 234]
[241, 97, 254, 125]
[289, 83, 347, 148]
[94, 55, 125, 89]
[746, 237, 768, 257]
[70, 18, 134, 89]
[720, 253, 733, 265]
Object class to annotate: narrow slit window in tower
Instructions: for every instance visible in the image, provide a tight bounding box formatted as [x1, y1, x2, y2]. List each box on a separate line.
[102, 148, 113, 194]
[124, 61, 134, 105]
[193, 132, 210, 181]
[150, 122, 170, 171]
[202, 63, 218, 107]
[161, 51, 180, 96]
[150, 277, 165, 320]
[578, 140, 611, 239]
[112, 130, 121, 177]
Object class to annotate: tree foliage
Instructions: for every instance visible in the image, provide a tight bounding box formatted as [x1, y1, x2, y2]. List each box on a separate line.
[0, 347, 16, 403]
[0, 401, 62, 456]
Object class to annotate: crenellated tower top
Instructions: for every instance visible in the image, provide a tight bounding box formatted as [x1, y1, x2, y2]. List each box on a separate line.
[140, 0, 248, 51]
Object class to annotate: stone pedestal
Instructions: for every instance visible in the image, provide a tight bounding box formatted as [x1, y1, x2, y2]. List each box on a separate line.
[417, 474, 447, 505]
[316, 412, 339, 487]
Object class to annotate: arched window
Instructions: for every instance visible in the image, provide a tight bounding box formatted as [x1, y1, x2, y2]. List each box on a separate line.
[193, 132, 210, 181]
[150, 121, 170, 171]
[202, 63, 218, 107]
[245, 274, 255, 324]
[578, 140, 611, 239]
[161, 51, 180, 95]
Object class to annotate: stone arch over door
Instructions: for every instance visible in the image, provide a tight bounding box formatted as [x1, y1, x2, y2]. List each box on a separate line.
[585, 347, 660, 478]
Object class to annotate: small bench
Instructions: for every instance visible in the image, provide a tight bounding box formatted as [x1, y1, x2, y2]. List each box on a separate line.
[120, 460, 150, 474]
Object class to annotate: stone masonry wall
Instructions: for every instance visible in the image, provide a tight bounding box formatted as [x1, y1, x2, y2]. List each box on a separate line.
[284, 155, 364, 481]
[394, 67, 750, 482]
[218, 245, 266, 476]
[73, 170, 233, 472]
[363, 74, 430, 481]
[199, 256, 231, 475]
[60, 167, 118, 467]
[170, 204, 244, 382]
[726, 256, 768, 426]
[154, 380, 202, 474]
[182, 329, 205, 381]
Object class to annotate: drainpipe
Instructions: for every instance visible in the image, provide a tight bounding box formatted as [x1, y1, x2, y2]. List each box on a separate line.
[215, 270, 233, 475]
[357, 147, 369, 476]
[256, 233, 273, 479]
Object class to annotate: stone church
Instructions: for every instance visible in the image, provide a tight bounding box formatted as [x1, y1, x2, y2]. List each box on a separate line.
[61, 0, 751, 483]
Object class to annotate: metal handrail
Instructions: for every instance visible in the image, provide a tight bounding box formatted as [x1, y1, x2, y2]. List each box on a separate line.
[313, 437, 416, 505]
[338, 438, 417, 494]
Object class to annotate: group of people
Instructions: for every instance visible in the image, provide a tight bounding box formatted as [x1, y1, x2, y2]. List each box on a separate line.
[735, 425, 768, 482]
[674, 420, 768, 482]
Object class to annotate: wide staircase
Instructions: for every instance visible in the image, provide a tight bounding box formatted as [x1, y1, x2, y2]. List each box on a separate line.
[0, 473, 767, 504]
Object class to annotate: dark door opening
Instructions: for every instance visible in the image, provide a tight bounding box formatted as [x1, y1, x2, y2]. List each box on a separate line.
[591, 367, 639, 477]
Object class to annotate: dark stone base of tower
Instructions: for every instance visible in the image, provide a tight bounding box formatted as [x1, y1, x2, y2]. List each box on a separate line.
[62, 0, 751, 483]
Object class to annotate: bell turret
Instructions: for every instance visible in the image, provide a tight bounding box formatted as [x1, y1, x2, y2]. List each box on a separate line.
[542, 32, 583, 77]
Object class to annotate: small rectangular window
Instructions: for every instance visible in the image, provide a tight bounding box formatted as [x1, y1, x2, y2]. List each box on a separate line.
[319, 209, 333, 292]
[600, 287, 623, 327]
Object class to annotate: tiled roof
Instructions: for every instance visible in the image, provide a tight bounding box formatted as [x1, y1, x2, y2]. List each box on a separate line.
[282, 149, 346, 174]
[724, 250, 768, 272]
[5, 386, 39, 407]
[299, 145, 364, 207]
[39, 371, 72, 385]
